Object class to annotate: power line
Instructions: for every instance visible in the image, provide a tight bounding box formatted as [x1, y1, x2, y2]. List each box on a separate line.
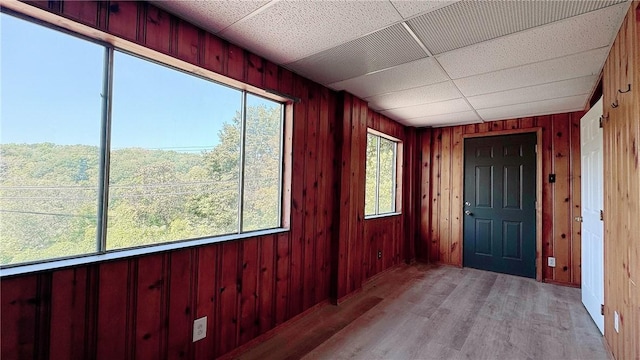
[0, 209, 94, 218]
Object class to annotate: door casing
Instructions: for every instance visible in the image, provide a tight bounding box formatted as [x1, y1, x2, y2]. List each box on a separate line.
[461, 128, 543, 281]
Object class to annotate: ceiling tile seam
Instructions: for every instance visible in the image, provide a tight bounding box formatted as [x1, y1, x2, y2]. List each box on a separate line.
[401, 22, 434, 57]
[326, 57, 438, 87]
[217, 0, 281, 35]
[432, 120, 482, 128]
[446, 45, 612, 82]
[465, 75, 598, 100]
[281, 13, 424, 65]
[481, 106, 587, 122]
[278, 0, 463, 64]
[363, 80, 453, 100]
[388, 0, 404, 21]
[474, 92, 592, 112]
[428, 1, 630, 56]
[394, 1, 463, 23]
[429, 57, 485, 122]
[371, 95, 463, 112]
[391, 107, 476, 121]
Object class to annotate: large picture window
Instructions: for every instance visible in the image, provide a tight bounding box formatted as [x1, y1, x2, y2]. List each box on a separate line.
[365, 132, 399, 217]
[0, 13, 285, 267]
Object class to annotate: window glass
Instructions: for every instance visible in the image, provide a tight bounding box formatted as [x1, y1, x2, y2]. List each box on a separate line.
[365, 133, 378, 216]
[0, 14, 104, 265]
[364, 132, 398, 217]
[108, 51, 243, 249]
[378, 138, 396, 214]
[242, 94, 283, 232]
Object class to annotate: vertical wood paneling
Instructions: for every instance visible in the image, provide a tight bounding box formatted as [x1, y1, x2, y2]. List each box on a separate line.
[538, 115, 555, 281]
[106, 1, 139, 42]
[430, 129, 442, 263]
[194, 246, 217, 360]
[569, 114, 582, 285]
[419, 129, 433, 263]
[49, 268, 87, 360]
[0, 276, 38, 360]
[176, 20, 200, 65]
[602, 3, 640, 359]
[289, 75, 308, 314]
[167, 250, 193, 360]
[303, 84, 320, 311]
[419, 113, 584, 286]
[450, 126, 464, 265]
[274, 233, 290, 325]
[134, 254, 165, 359]
[239, 239, 259, 346]
[552, 114, 572, 283]
[217, 242, 240, 356]
[257, 235, 275, 335]
[96, 260, 130, 360]
[439, 128, 452, 263]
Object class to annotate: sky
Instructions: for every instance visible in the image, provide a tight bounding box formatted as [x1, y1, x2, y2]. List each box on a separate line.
[0, 13, 276, 152]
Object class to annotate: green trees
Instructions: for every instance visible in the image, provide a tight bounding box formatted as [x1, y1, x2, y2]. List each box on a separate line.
[0, 104, 282, 265]
[364, 134, 397, 216]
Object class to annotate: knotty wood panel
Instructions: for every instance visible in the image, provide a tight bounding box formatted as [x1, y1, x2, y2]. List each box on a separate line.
[335, 97, 410, 300]
[0, 1, 340, 359]
[419, 113, 584, 286]
[602, 2, 640, 359]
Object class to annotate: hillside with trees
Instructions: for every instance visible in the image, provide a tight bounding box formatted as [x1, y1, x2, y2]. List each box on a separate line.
[0, 105, 282, 266]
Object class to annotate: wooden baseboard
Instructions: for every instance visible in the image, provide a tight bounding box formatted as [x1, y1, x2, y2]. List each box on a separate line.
[542, 279, 581, 288]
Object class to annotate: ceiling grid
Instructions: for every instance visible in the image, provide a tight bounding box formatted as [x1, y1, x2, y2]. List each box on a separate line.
[153, 0, 632, 127]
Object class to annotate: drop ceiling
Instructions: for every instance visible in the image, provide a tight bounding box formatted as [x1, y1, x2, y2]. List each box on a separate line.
[153, 0, 630, 127]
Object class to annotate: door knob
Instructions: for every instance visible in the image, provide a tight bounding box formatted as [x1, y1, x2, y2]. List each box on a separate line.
[465, 210, 472, 216]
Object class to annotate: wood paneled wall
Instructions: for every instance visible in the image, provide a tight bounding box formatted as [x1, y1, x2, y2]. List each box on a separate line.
[602, 2, 640, 359]
[0, 1, 342, 359]
[418, 114, 584, 286]
[334, 94, 410, 300]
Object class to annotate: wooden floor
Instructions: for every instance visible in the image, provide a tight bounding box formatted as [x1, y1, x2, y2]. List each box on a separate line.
[231, 263, 610, 360]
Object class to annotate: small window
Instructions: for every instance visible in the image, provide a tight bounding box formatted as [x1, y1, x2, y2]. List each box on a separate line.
[365, 131, 399, 217]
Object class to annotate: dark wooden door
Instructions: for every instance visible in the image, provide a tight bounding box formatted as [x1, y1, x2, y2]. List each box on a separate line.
[463, 133, 536, 278]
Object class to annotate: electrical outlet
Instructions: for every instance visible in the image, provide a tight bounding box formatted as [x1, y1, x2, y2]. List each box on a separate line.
[548, 257, 556, 267]
[614, 311, 619, 333]
[193, 316, 207, 342]
[377, 250, 382, 259]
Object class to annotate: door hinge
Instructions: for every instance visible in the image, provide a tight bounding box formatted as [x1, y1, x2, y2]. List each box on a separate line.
[575, 216, 583, 222]
[600, 210, 604, 221]
[535, 144, 538, 153]
[601, 304, 605, 315]
[599, 116, 603, 129]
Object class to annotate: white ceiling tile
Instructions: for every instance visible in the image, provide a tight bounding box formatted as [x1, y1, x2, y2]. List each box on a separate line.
[381, 98, 471, 119]
[436, 3, 628, 79]
[401, 111, 481, 127]
[408, 0, 627, 55]
[285, 24, 427, 85]
[477, 95, 588, 122]
[328, 58, 449, 98]
[151, 1, 270, 33]
[219, 0, 402, 64]
[328, 58, 448, 99]
[454, 47, 608, 97]
[390, 1, 459, 19]
[467, 76, 597, 110]
[366, 81, 460, 111]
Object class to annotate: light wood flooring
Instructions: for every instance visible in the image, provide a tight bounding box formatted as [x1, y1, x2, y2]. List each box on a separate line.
[233, 264, 610, 360]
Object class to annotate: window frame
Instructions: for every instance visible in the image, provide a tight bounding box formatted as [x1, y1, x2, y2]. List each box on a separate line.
[364, 129, 402, 219]
[0, 7, 294, 274]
